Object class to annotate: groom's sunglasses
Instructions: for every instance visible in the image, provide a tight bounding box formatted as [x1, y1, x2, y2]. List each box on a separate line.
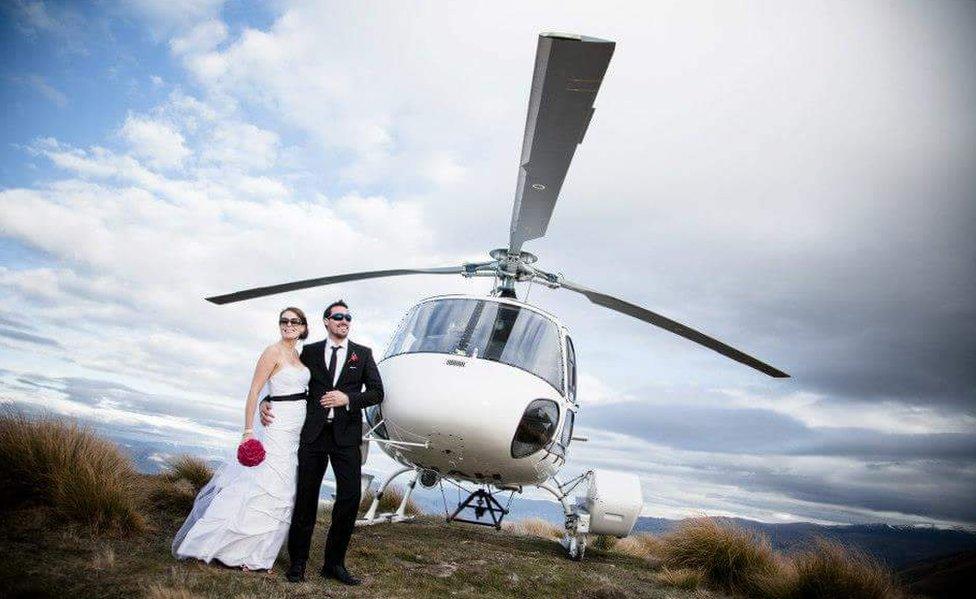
[328, 313, 353, 322]
[279, 318, 304, 326]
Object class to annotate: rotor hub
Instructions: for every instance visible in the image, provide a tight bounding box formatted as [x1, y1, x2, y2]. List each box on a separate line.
[489, 248, 537, 265]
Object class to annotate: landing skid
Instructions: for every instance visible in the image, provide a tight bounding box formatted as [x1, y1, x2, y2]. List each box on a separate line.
[355, 466, 420, 527]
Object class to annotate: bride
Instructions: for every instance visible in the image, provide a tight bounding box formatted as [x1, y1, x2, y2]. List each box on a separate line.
[172, 307, 311, 571]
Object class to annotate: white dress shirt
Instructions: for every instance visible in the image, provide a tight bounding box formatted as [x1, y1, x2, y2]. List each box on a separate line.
[325, 337, 349, 420]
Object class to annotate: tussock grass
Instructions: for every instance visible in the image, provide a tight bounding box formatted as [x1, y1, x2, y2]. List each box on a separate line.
[655, 566, 704, 590]
[150, 475, 198, 512]
[650, 518, 904, 599]
[0, 411, 146, 532]
[588, 534, 618, 552]
[163, 454, 213, 491]
[790, 538, 902, 599]
[613, 533, 665, 563]
[150, 454, 213, 512]
[359, 484, 423, 516]
[503, 517, 563, 541]
[660, 517, 780, 596]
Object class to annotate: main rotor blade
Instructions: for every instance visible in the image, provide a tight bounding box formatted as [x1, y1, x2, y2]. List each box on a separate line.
[557, 278, 790, 378]
[509, 33, 615, 253]
[206, 266, 465, 305]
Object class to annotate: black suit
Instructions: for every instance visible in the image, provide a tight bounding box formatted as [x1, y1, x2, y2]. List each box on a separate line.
[287, 338, 384, 569]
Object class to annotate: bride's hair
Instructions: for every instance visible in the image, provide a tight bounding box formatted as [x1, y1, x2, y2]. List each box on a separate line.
[279, 306, 309, 340]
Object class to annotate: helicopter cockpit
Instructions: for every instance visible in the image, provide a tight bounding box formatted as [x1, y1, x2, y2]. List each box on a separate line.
[384, 297, 565, 394]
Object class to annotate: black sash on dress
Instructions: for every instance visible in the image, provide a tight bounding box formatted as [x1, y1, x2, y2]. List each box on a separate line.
[264, 393, 307, 402]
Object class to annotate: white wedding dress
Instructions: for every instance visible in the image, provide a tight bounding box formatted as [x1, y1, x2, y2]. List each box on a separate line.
[172, 363, 310, 570]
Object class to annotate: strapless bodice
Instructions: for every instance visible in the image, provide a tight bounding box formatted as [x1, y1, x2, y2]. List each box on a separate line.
[268, 364, 310, 397]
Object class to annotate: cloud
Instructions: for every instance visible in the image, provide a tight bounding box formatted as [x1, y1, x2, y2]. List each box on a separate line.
[202, 121, 279, 170]
[587, 400, 976, 461]
[26, 75, 68, 108]
[169, 19, 227, 56]
[0, 81, 460, 399]
[0, 327, 60, 347]
[123, 0, 225, 39]
[119, 115, 191, 169]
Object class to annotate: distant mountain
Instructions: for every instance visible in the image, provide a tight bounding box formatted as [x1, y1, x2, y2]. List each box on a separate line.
[898, 550, 976, 599]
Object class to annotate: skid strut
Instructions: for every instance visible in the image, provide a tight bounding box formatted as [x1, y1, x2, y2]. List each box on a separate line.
[356, 466, 419, 526]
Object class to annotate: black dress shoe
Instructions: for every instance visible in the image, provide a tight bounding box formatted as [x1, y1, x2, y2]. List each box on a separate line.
[285, 560, 306, 583]
[320, 563, 361, 586]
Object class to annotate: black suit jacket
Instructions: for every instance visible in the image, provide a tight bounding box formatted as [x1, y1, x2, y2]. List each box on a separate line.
[299, 339, 384, 447]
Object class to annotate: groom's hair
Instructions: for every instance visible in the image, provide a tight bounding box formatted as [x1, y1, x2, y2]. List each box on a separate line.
[324, 300, 349, 320]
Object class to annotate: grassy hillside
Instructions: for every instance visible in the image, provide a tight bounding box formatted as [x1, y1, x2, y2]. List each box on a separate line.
[0, 412, 911, 598]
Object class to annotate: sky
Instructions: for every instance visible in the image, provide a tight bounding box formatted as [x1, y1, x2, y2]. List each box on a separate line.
[0, 0, 974, 529]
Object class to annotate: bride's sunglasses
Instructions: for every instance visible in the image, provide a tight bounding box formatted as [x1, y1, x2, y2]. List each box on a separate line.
[279, 318, 304, 326]
[328, 313, 353, 322]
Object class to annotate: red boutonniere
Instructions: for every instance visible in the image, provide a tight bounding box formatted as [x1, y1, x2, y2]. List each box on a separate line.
[350, 353, 359, 363]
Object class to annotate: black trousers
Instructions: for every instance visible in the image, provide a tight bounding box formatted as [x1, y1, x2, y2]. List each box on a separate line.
[287, 423, 362, 568]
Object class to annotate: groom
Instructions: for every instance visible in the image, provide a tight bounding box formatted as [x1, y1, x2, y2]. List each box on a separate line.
[260, 299, 383, 585]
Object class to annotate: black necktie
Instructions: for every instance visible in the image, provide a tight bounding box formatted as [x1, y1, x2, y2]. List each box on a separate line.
[327, 345, 340, 422]
[328, 345, 340, 382]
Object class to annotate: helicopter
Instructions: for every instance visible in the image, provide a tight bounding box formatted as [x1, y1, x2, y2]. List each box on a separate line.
[206, 32, 789, 560]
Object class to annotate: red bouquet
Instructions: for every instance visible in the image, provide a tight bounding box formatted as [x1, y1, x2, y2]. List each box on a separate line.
[237, 438, 266, 467]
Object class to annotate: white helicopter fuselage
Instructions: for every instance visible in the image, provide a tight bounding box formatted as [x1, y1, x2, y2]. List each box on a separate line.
[367, 294, 579, 486]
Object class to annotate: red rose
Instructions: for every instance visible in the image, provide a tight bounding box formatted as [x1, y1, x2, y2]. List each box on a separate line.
[237, 438, 266, 467]
[350, 353, 359, 363]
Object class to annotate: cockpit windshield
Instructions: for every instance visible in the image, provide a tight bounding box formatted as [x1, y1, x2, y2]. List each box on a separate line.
[385, 298, 564, 392]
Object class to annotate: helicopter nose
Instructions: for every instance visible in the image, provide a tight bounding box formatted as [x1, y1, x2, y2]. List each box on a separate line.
[378, 353, 562, 461]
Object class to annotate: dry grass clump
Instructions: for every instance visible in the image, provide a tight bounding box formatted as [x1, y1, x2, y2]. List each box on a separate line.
[0, 412, 146, 532]
[790, 539, 902, 599]
[503, 517, 564, 541]
[646, 518, 904, 599]
[588, 534, 619, 552]
[149, 475, 198, 512]
[163, 454, 213, 491]
[150, 454, 214, 512]
[359, 484, 423, 516]
[613, 533, 664, 563]
[660, 517, 780, 596]
[655, 566, 704, 590]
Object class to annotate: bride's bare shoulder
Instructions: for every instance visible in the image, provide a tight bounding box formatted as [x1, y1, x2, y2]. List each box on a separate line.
[259, 343, 285, 361]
